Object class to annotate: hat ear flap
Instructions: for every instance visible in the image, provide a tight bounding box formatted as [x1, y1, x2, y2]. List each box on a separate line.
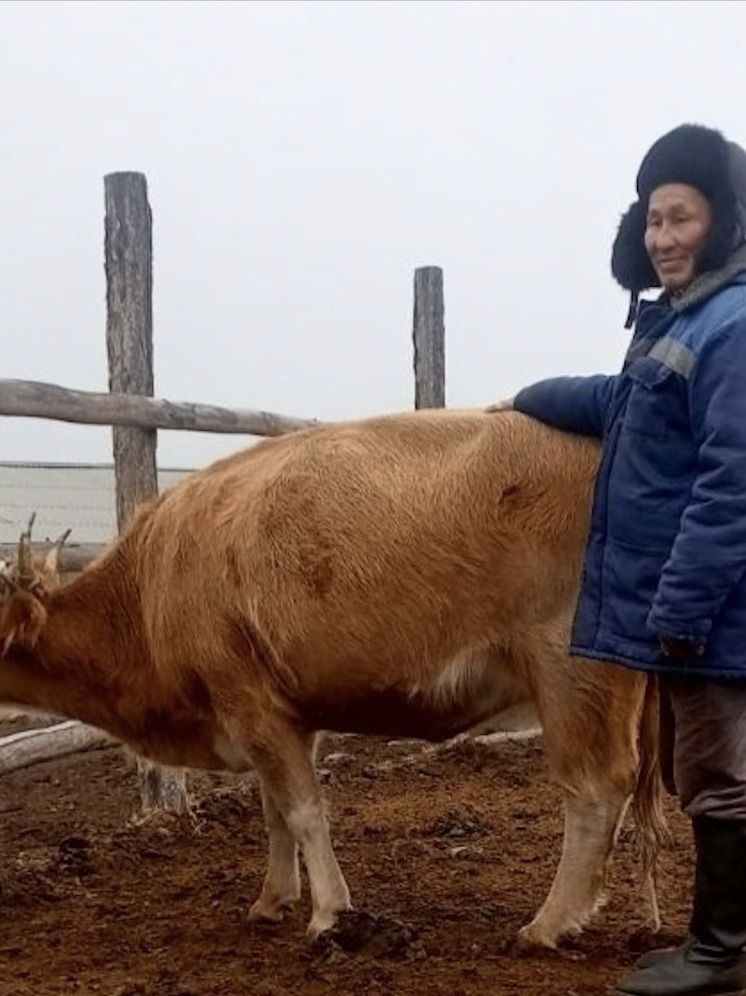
[611, 200, 659, 292]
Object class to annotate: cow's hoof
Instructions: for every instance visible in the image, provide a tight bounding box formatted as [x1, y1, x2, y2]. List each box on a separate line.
[249, 898, 295, 925]
[515, 927, 557, 953]
[306, 909, 346, 939]
[514, 926, 587, 961]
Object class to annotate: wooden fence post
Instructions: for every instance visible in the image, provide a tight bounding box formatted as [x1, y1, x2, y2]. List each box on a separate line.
[412, 266, 445, 409]
[104, 172, 189, 816]
[105, 172, 156, 528]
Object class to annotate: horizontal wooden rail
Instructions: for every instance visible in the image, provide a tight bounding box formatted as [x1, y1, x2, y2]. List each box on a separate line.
[0, 379, 318, 437]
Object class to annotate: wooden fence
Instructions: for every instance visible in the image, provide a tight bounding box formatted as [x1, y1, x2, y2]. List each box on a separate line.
[0, 172, 446, 808]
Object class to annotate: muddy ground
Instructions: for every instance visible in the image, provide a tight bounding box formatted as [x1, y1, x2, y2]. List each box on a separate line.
[0, 726, 692, 996]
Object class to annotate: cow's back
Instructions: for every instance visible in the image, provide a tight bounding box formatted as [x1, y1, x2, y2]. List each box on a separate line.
[132, 411, 599, 706]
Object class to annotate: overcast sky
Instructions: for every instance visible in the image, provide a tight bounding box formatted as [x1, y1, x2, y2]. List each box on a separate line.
[2, 0, 746, 468]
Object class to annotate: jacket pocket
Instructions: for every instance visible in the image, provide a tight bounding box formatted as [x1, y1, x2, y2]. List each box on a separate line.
[623, 357, 679, 439]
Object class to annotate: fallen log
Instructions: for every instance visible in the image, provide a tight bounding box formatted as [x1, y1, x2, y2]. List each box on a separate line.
[0, 721, 112, 775]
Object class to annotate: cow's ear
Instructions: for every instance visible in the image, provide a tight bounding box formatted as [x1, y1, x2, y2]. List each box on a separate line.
[0, 591, 48, 656]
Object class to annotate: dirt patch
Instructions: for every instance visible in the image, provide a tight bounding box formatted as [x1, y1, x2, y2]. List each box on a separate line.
[0, 733, 691, 996]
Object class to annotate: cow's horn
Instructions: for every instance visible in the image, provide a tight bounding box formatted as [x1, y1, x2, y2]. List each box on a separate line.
[17, 513, 37, 586]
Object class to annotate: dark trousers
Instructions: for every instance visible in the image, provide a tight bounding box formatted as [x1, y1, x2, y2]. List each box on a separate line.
[662, 675, 746, 821]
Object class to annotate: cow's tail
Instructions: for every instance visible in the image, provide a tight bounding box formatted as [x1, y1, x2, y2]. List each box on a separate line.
[630, 672, 670, 932]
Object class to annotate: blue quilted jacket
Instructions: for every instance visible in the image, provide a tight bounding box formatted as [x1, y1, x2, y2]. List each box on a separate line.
[514, 254, 746, 677]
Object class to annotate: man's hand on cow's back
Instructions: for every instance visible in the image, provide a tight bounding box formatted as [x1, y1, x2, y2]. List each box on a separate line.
[658, 636, 706, 660]
[485, 397, 515, 413]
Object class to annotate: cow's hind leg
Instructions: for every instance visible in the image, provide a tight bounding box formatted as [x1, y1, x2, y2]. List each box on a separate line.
[517, 788, 630, 948]
[520, 655, 645, 948]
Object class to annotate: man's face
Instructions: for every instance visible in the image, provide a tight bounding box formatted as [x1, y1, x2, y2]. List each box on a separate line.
[644, 183, 714, 293]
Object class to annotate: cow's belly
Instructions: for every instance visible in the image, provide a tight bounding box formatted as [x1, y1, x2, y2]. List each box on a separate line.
[298, 649, 531, 742]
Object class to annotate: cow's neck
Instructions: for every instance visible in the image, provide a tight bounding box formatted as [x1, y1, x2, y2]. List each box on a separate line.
[2, 557, 147, 736]
[1, 562, 226, 770]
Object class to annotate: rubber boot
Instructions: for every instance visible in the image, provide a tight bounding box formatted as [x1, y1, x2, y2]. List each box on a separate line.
[616, 816, 746, 995]
[635, 942, 693, 971]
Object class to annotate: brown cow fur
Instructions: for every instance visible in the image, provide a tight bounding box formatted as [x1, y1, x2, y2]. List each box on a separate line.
[0, 409, 665, 946]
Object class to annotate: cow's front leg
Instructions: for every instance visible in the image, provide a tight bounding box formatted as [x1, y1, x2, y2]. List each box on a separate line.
[248, 726, 351, 936]
[249, 779, 302, 923]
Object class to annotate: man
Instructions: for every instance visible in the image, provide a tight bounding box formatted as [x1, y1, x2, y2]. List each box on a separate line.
[491, 124, 746, 996]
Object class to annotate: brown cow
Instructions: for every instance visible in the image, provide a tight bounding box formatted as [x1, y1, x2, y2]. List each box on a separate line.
[0, 409, 665, 947]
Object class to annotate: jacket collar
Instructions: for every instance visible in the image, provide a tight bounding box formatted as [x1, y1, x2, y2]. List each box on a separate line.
[628, 243, 746, 330]
[669, 242, 746, 312]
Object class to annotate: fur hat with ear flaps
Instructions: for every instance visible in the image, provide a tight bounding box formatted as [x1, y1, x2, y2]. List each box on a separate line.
[611, 123, 746, 297]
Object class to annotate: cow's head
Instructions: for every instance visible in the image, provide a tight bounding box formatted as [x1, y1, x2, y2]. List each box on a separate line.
[0, 515, 71, 654]
[0, 514, 71, 599]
